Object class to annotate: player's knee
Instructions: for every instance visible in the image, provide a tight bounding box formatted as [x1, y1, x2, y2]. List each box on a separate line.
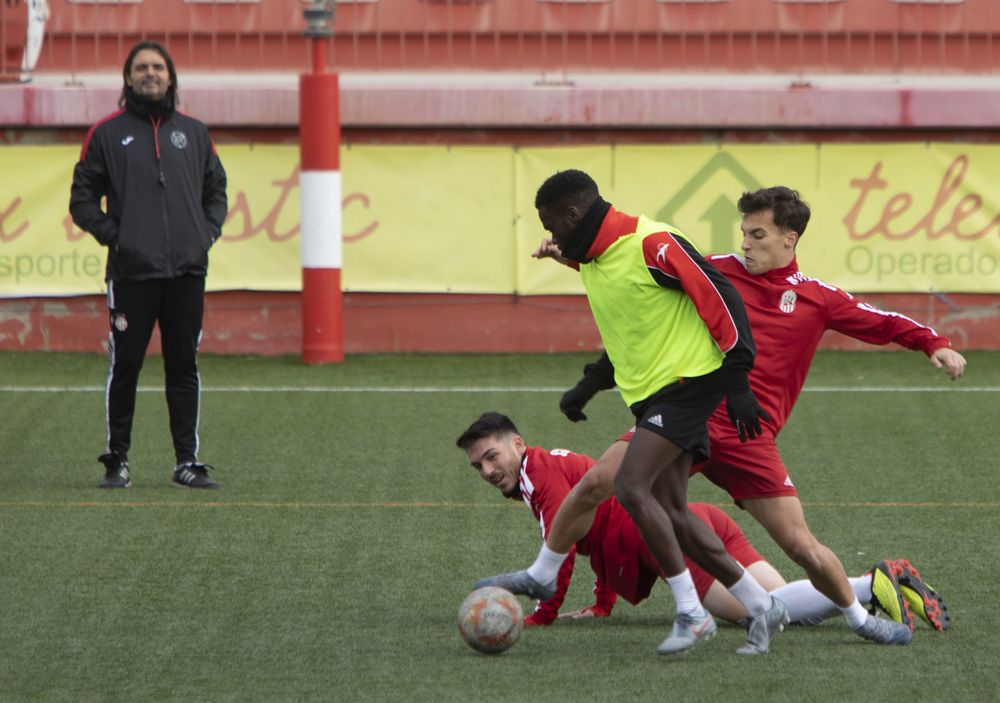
[612, 475, 644, 513]
[780, 534, 825, 570]
[576, 468, 611, 509]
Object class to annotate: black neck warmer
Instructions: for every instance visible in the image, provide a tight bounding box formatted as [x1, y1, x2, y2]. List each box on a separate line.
[124, 87, 175, 121]
[561, 197, 611, 263]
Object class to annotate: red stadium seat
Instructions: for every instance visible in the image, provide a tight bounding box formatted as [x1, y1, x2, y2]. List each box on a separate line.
[1, 0, 28, 80]
[16, 0, 1000, 73]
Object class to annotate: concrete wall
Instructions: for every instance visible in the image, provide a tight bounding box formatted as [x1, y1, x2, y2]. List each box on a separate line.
[2, 290, 996, 355]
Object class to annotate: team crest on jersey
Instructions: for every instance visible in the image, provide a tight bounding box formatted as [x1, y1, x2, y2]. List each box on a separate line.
[779, 290, 797, 314]
[113, 313, 128, 332]
[170, 130, 188, 149]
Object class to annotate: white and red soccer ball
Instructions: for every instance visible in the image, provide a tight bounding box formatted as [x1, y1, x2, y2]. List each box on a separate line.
[457, 586, 523, 654]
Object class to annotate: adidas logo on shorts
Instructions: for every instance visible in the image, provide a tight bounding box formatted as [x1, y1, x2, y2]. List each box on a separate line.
[647, 414, 664, 428]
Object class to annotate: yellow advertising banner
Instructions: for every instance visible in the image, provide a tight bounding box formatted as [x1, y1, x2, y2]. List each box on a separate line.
[1, 142, 998, 296]
[0, 144, 516, 297]
[518, 143, 1000, 294]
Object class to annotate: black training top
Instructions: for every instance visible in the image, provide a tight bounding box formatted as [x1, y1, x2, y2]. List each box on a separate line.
[70, 106, 228, 282]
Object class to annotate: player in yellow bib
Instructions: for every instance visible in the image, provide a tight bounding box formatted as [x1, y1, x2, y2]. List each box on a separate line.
[478, 170, 785, 656]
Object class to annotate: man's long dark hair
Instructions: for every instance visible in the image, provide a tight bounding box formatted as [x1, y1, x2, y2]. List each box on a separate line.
[118, 40, 179, 111]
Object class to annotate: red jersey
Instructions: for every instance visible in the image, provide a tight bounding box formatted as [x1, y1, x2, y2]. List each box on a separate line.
[518, 445, 600, 553]
[707, 255, 952, 436]
[516, 447, 762, 622]
[517, 445, 619, 620]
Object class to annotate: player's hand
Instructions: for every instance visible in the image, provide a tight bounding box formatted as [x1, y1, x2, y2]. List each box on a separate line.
[726, 386, 771, 442]
[560, 383, 595, 422]
[931, 347, 966, 380]
[524, 612, 556, 627]
[557, 604, 612, 620]
[532, 238, 571, 265]
[559, 356, 616, 423]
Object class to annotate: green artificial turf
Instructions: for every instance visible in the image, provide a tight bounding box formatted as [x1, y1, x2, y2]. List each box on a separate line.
[1, 351, 998, 702]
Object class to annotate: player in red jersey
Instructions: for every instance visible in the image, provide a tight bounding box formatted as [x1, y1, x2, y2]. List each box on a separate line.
[490, 186, 959, 642]
[457, 412, 946, 631]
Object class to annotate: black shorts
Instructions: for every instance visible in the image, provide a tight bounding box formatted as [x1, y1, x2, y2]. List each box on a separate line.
[628, 368, 726, 464]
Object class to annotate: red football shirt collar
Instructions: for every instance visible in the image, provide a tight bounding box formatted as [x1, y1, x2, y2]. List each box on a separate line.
[761, 257, 800, 283]
[586, 206, 640, 259]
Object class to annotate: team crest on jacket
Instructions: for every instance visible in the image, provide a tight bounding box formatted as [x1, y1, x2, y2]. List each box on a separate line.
[170, 130, 188, 149]
[779, 290, 797, 314]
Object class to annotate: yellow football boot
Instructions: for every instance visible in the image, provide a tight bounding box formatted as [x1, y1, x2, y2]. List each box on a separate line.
[894, 559, 951, 631]
[869, 560, 915, 632]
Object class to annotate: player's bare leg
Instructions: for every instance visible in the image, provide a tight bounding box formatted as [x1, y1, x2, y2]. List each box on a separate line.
[613, 429, 696, 581]
[742, 496, 855, 606]
[613, 429, 719, 654]
[649, 465, 744, 587]
[629, 435, 786, 654]
[742, 495, 910, 645]
[545, 441, 624, 553]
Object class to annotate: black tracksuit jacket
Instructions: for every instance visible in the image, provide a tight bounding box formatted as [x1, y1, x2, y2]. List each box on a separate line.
[69, 105, 228, 282]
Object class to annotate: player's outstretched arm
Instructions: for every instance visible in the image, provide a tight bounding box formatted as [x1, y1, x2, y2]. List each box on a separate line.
[823, 285, 966, 382]
[930, 347, 966, 380]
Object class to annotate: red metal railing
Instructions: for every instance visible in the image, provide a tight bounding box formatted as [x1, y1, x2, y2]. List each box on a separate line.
[3, 0, 998, 80]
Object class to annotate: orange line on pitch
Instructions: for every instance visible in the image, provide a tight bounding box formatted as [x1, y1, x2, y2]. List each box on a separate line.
[0, 500, 996, 510]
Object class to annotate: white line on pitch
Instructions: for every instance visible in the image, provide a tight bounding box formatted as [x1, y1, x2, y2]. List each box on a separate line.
[1, 386, 998, 393]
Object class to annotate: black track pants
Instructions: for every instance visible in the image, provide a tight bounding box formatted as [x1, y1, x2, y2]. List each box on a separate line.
[105, 275, 205, 465]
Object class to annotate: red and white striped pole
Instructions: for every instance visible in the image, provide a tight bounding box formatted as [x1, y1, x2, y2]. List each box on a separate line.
[299, 1, 343, 363]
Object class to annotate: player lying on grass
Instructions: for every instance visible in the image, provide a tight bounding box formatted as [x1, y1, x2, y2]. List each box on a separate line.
[458, 412, 950, 634]
[478, 185, 960, 644]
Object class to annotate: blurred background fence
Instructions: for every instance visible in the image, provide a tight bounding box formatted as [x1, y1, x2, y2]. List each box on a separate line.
[3, 0, 1000, 79]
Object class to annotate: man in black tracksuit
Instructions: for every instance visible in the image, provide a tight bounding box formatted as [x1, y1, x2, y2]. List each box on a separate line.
[69, 40, 228, 489]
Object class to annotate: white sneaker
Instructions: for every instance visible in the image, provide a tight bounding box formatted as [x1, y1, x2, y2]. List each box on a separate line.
[855, 614, 912, 645]
[473, 570, 555, 601]
[737, 596, 789, 655]
[656, 610, 717, 655]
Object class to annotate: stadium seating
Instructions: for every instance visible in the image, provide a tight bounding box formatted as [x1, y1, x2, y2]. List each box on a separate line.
[2, 0, 997, 75]
[0, 0, 27, 81]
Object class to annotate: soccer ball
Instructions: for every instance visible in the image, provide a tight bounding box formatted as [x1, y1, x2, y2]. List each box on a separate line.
[457, 586, 523, 655]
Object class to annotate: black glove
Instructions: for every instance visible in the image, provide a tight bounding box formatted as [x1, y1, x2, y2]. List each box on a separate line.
[560, 382, 597, 422]
[560, 355, 616, 422]
[724, 373, 771, 442]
